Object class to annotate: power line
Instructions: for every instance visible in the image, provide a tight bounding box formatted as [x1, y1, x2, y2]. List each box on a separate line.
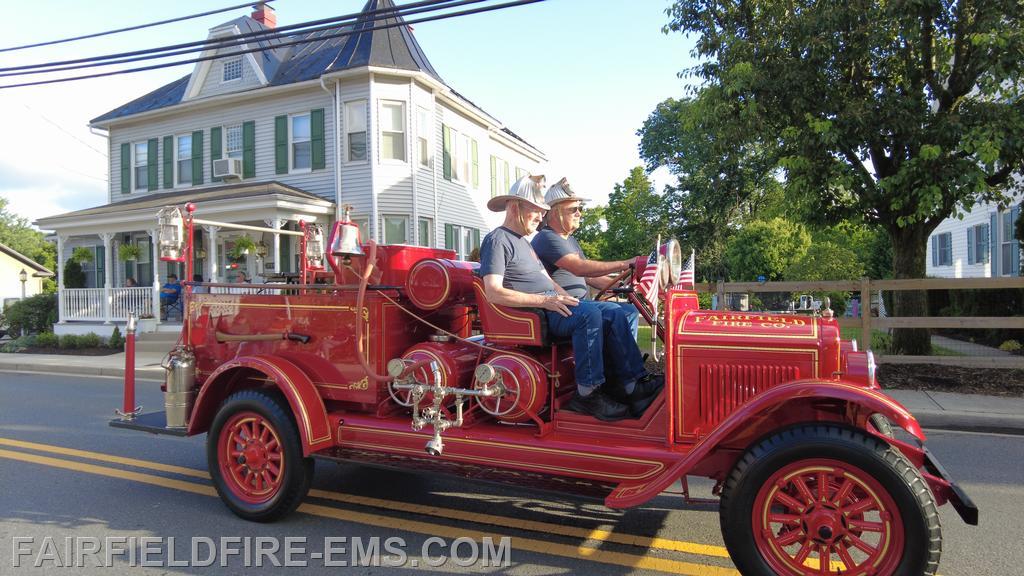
[0, 0, 459, 75]
[22, 103, 108, 158]
[0, 0, 546, 90]
[0, 1, 275, 54]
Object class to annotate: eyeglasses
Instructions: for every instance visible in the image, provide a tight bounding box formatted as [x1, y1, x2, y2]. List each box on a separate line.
[563, 205, 582, 214]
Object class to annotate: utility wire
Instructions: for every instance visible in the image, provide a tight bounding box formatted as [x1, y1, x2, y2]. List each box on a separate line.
[0, 0, 546, 90]
[0, 0, 477, 78]
[0, 1, 275, 54]
[0, 0, 457, 74]
[22, 103, 108, 158]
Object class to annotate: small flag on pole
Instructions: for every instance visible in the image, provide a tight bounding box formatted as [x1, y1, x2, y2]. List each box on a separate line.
[673, 250, 695, 290]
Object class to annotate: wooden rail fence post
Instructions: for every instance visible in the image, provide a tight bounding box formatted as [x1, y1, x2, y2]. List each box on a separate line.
[860, 277, 872, 350]
[716, 280, 726, 311]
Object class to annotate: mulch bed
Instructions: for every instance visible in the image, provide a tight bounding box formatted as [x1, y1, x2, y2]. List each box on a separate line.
[878, 364, 1024, 398]
[14, 347, 121, 357]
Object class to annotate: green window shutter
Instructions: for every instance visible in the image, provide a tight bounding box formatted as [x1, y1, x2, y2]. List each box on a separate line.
[147, 138, 158, 191]
[162, 136, 173, 188]
[120, 143, 130, 194]
[471, 139, 479, 188]
[242, 121, 255, 178]
[472, 228, 480, 249]
[311, 108, 325, 170]
[191, 130, 204, 185]
[444, 224, 455, 250]
[274, 115, 288, 174]
[442, 125, 452, 181]
[209, 126, 222, 182]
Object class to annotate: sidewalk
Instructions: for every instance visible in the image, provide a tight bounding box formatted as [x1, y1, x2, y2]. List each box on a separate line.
[1, 352, 1022, 435]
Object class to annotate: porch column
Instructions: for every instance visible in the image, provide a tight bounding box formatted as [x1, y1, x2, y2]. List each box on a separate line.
[100, 232, 114, 324]
[56, 234, 67, 324]
[264, 218, 283, 274]
[149, 228, 161, 325]
[204, 225, 220, 283]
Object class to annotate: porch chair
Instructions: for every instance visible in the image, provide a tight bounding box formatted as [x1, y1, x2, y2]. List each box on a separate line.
[161, 296, 183, 321]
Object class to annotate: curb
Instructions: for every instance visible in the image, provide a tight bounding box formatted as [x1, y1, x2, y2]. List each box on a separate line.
[912, 410, 1024, 436]
[0, 363, 164, 380]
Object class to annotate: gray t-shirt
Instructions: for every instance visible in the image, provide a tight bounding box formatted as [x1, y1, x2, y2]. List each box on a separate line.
[532, 228, 588, 298]
[478, 226, 555, 294]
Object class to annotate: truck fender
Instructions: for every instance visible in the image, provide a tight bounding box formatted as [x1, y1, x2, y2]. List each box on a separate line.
[188, 355, 333, 456]
[605, 380, 924, 509]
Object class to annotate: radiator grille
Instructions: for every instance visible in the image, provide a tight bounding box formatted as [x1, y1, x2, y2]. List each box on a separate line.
[697, 364, 800, 429]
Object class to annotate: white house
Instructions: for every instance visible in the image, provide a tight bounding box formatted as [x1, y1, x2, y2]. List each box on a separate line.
[925, 183, 1022, 279]
[35, 1, 544, 334]
[0, 243, 53, 307]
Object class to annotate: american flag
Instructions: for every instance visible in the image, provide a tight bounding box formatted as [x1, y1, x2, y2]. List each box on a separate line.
[673, 250, 695, 290]
[637, 250, 660, 307]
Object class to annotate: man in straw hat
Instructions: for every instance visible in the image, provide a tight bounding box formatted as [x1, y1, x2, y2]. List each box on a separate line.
[478, 175, 660, 421]
[532, 177, 641, 339]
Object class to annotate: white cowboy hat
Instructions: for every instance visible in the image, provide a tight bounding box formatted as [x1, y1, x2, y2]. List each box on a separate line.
[544, 177, 591, 207]
[486, 174, 550, 212]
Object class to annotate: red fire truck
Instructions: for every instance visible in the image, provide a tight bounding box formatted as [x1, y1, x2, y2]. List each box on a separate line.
[112, 204, 976, 576]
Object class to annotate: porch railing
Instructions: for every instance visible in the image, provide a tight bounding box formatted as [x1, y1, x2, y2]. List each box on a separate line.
[61, 287, 156, 323]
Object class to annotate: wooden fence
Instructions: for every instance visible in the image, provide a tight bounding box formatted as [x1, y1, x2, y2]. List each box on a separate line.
[692, 277, 1024, 369]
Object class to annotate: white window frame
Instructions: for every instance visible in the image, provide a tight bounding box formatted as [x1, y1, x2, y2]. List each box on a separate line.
[382, 215, 409, 245]
[222, 58, 242, 83]
[418, 217, 433, 247]
[344, 100, 368, 163]
[968, 223, 990, 265]
[175, 133, 193, 187]
[1000, 211, 1016, 276]
[934, 232, 952, 267]
[133, 142, 148, 191]
[225, 124, 243, 159]
[458, 134, 471, 186]
[289, 112, 312, 173]
[417, 107, 431, 168]
[379, 100, 407, 163]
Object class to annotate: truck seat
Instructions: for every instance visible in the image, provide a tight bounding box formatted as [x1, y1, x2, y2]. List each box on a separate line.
[471, 276, 547, 346]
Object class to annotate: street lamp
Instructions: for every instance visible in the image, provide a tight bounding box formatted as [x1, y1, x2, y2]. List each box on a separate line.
[18, 268, 27, 299]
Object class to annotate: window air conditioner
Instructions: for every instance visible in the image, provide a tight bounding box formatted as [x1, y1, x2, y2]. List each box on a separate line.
[213, 158, 243, 180]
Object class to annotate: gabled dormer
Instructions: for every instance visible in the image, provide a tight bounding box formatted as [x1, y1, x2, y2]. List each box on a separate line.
[182, 4, 285, 101]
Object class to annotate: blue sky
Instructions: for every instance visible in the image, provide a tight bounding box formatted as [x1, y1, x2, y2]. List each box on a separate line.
[0, 0, 695, 225]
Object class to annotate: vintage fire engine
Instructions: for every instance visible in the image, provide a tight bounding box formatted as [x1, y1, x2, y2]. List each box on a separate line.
[113, 204, 976, 576]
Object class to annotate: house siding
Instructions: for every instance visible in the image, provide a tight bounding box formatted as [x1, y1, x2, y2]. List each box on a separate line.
[196, 53, 263, 99]
[338, 79, 373, 229]
[926, 182, 1024, 278]
[108, 87, 335, 204]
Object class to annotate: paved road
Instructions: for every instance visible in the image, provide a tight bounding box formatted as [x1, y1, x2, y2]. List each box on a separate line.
[0, 372, 1018, 575]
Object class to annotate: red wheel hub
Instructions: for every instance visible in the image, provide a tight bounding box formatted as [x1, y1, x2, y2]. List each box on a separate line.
[752, 459, 904, 575]
[218, 411, 286, 504]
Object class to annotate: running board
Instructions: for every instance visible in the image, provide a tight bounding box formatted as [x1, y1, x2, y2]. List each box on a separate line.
[109, 412, 190, 437]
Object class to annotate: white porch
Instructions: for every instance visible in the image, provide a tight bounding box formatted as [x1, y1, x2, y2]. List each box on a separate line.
[36, 182, 333, 333]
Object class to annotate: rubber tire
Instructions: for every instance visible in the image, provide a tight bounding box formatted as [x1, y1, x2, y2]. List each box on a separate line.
[870, 413, 895, 438]
[208, 389, 314, 522]
[720, 424, 942, 576]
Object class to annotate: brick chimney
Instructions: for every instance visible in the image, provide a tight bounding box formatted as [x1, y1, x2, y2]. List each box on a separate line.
[251, 2, 276, 28]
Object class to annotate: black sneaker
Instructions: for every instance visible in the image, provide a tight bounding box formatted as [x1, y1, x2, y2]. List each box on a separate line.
[608, 373, 665, 417]
[565, 390, 630, 422]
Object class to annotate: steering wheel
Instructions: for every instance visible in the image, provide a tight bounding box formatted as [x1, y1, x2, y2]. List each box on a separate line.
[594, 268, 634, 301]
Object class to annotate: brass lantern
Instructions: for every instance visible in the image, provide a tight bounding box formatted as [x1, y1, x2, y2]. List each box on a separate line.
[156, 206, 186, 262]
[330, 205, 364, 258]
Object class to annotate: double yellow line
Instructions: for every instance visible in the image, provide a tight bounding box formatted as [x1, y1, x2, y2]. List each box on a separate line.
[0, 436, 737, 575]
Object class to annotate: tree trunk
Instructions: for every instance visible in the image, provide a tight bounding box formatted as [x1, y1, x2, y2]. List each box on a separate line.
[888, 225, 931, 355]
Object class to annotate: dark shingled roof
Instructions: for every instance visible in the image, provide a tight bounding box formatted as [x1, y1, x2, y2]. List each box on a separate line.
[92, 0, 441, 124]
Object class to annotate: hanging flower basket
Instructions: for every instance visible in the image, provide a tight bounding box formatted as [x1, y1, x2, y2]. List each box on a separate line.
[118, 243, 141, 262]
[228, 236, 258, 259]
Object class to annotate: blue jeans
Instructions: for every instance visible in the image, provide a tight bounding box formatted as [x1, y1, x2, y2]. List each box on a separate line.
[590, 300, 639, 341]
[545, 300, 645, 392]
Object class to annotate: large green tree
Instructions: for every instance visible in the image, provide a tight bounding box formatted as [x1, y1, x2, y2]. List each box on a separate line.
[724, 218, 811, 281]
[0, 197, 55, 272]
[602, 167, 671, 260]
[662, 0, 1024, 353]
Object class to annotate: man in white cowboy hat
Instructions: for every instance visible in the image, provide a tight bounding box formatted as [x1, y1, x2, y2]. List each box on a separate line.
[478, 175, 658, 421]
[532, 177, 641, 338]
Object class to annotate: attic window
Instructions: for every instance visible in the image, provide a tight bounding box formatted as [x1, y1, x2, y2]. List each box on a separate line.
[222, 58, 242, 82]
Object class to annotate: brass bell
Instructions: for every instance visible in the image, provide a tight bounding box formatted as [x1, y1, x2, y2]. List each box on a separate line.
[330, 205, 364, 257]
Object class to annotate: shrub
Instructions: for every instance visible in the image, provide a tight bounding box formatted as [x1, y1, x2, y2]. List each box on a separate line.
[78, 333, 102, 348]
[35, 332, 59, 348]
[108, 326, 124, 349]
[2, 293, 58, 335]
[62, 260, 86, 289]
[59, 334, 82, 349]
[0, 334, 37, 353]
[999, 340, 1022, 353]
